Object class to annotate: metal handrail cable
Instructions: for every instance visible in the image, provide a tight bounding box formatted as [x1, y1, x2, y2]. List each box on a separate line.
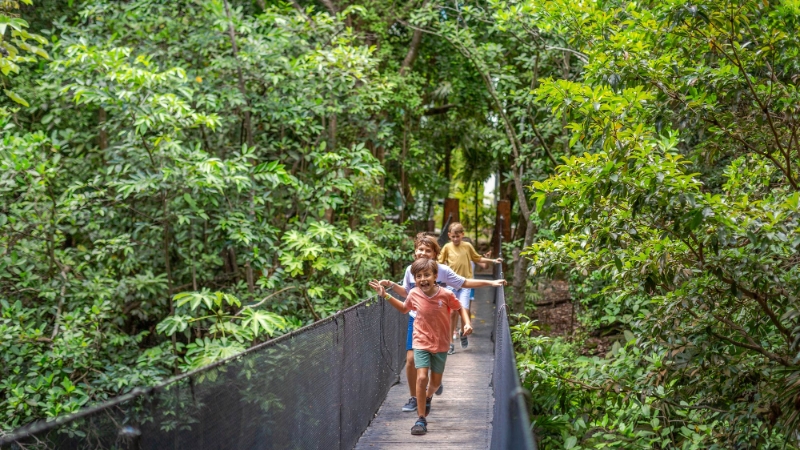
[490, 214, 538, 450]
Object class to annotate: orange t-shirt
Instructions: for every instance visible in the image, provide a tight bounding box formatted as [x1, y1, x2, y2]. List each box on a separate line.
[404, 286, 462, 353]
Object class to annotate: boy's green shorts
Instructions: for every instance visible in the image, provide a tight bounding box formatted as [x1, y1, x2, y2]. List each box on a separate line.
[413, 349, 448, 374]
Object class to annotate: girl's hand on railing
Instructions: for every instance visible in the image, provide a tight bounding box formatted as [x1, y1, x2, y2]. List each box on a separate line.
[491, 279, 507, 287]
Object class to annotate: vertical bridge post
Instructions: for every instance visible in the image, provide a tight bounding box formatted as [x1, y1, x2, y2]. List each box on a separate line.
[442, 198, 460, 232]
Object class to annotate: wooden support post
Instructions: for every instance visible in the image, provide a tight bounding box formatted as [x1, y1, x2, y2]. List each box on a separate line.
[442, 198, 460, 232]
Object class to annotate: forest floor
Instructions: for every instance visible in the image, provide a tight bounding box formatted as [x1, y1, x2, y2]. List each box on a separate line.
[529, 280, 613, 357]
[466, 240, 613, 356]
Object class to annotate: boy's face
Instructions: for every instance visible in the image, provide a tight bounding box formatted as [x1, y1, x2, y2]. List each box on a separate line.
[413, 268, 438, 295]
[448, 230, 463, 246]
[414, 244, 436, 260]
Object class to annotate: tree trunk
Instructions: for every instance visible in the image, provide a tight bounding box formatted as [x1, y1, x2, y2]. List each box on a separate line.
[512, 219, 535, 313]
[320, 0, 337, 15]
[399, 2, 428, 77]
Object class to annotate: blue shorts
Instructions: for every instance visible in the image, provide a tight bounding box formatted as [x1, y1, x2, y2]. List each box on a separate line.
[406, 315, 415, 351]
[447, 287, 472, 309]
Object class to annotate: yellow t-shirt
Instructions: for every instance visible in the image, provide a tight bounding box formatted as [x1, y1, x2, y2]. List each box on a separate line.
[438, 242, 482, 279]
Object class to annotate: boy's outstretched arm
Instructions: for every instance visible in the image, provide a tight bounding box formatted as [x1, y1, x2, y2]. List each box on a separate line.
[461, 278, 507, 289]
[378, 279, 407, 298]
[460, 307, 473, 336]
[369, 280, 410, 313]
[478, 256, 502, 264]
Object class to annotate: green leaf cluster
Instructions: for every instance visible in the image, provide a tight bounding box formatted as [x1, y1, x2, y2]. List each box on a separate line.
[513, 0, 800, 448]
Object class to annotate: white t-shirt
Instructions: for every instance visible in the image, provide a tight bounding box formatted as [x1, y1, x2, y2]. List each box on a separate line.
[401, 263, 466, 318]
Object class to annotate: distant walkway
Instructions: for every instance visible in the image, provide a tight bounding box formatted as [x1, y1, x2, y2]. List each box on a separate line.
[355, 281, 495, 449]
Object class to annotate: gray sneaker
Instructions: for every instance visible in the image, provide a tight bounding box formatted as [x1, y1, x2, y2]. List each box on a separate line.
[460, 333, 469, 349]
[435, 383, 443, 395]
[448, 343, 455, 355]
[402, 397, 417, 412]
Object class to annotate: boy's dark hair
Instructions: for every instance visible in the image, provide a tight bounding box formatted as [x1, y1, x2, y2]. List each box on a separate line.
[410, 258, 438, 277]
[413, 233, 441, 257]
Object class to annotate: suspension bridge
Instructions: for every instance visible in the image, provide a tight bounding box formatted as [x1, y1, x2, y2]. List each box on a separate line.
[0, 219, 535, 450]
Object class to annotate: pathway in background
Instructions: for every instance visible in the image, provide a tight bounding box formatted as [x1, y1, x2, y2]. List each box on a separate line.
[354, 282, 495, 449]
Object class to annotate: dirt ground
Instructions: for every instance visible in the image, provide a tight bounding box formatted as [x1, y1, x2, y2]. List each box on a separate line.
[453, 238, 612, 355]
[530, 279, 612, 356]
[533, 279, 574, 336]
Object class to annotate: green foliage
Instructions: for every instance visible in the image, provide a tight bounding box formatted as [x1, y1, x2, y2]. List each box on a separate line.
[517, 0, 800, 448]
[0, 0, 412, 432]
[156, 290, 286, 371]
[512, 317, 761, 449]
[0, 0, 48, 109]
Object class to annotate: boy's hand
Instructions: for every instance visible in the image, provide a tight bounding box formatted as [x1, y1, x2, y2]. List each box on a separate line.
[369, 280, 386, 297]
[492, 279, 507, 287]
[378, 279, 393, 288]
[462, 324, 473, 336]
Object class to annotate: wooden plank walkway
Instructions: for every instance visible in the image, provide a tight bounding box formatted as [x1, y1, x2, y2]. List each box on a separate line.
[354, 284, 495, 449]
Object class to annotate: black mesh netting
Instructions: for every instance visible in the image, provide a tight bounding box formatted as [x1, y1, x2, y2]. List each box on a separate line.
[1, 297, 405, 450]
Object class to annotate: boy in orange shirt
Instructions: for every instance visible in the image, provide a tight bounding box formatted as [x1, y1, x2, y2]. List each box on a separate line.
[377, 233, 506, 413]
[370, 258, 471, 435]
[438, 222, 501, 353]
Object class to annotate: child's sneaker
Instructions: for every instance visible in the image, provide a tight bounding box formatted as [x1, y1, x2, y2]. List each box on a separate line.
[435, 383, 443, 395]
[425, 396, 432, 416]
[401, 397, 417, 412]
[448, 343, 455, 355]
[411, 416, 427, 435]
[460, 332, 469, 349]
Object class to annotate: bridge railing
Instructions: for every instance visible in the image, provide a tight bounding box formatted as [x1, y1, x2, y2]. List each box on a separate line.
[490, 215, 537, 450]
[0, 297, 406, 450]
[3, 219, 537, 450]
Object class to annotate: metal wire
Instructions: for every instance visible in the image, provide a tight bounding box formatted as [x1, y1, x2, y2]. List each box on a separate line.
[490, 214, 538, 450]
[1, 298, 406, 450]
[2, 215, 537, 450]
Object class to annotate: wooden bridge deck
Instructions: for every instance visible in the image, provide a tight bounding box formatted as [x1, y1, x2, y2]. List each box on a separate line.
[354, 283, 495, 449]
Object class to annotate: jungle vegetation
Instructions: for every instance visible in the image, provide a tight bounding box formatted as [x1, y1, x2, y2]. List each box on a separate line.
[1, 0, 799, 448]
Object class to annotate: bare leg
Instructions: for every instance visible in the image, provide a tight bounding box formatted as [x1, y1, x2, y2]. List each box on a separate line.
[426, 372, 444, 398]
[406, 350, 416, 396]
[416, 368, 429, 417]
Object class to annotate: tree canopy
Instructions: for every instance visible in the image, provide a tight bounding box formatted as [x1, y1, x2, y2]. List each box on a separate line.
[2, 0, 799, 448]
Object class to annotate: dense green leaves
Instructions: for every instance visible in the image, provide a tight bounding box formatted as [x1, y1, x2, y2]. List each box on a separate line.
[7, 1, 798, 447]
[1, 0, 413, 431]
[155, 290, 285, 371]
[0, 1, 48, 108]
[513, 0, 800, 448]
